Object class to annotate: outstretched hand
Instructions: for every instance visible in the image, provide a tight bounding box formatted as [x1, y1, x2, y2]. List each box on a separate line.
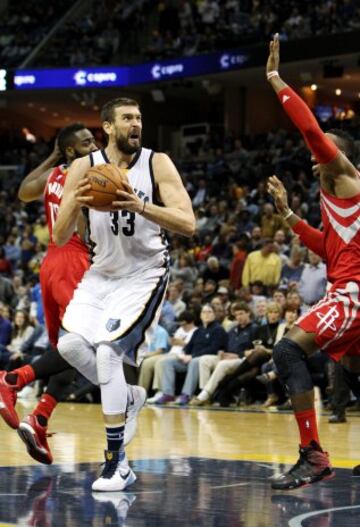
[266, 33, 280, 77]
[267, 175, 289, 215]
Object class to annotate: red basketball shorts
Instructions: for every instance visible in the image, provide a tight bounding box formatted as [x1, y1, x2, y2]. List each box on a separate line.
[296, 280, 360, 361]
[40, 248, 89, 347]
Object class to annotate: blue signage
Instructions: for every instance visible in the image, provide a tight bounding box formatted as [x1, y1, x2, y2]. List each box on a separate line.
[14, 50, 249, 90]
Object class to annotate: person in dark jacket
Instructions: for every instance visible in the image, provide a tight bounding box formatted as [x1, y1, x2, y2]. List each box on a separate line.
[156, 304, 227, 405]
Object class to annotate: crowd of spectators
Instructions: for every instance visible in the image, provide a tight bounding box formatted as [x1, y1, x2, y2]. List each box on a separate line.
[2, 0, 360, 68]
[0, 0, 74, 67]
[1, 116, 359, 413]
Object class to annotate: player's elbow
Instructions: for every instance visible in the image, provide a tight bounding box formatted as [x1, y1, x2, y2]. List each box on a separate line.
[52, 228, 67, 247]
[182, 216, 196, 238]
[17, 187, 32, 203]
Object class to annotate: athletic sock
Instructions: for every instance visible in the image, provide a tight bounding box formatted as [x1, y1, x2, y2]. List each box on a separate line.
[33, 394, 58, 426]
[295, 408, 320, 448]
[106, 423, 125, 452]
[5, 365, 35, 389]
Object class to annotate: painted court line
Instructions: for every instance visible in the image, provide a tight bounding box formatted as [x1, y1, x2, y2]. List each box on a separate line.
[289, 504, 360, 526]
[211, 482, 249, 489]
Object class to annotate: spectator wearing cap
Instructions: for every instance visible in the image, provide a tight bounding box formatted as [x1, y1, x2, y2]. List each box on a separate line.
[190, 302, 257, 406]
[298, 250, 327, 307]
[242, 240, 281, 289]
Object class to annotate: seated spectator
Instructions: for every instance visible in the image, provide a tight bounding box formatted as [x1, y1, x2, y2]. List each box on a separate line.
[157, 304, 227, 404]
[170, 254, 197, 291]
[298, 249, 327, 307]
[138, 323, 170, 393]
[202, 256, 229, 283]
[0, 248, 12, 277]
[190, 303, 257, 406]
[242, 239, 281, 289]
[258, 303, 301, 407]
[254, 299, 268, 326]
[280, 246, 304, 287]
[148, 311, 197, 404]
[167, 283, 186, 318]
[0, 303, 12, 347]
[214, 302, 282, 406]
[0, 309, 34, 370]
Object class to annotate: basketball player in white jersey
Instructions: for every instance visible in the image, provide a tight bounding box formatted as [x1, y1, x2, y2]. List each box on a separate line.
[53, 97, 195, 492]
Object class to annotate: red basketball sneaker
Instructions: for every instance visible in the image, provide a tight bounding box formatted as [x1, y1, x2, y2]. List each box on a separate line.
[17, 415, 54, 465]
[0, 371, 19, 429]
[271, 441, 334, 490]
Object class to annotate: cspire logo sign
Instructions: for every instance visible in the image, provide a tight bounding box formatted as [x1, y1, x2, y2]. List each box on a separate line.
[14, 74, 36, 87]
[220, 53, 248, 69]
[74, 70, 118, 86]
[151, 63, 184, 80]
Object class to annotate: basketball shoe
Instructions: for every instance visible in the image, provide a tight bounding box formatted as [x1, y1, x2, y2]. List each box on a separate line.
[92, 450, 136, 492]
[271, 441, 334, 490]
[124, 385, 146, 446]
[0, 371, 19, 429]
[17, 414, 53, 465]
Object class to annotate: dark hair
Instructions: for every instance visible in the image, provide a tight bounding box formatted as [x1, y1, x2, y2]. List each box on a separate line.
[57, 123, 86, 156]
[178, 310, 196, 324]
[232, 301, 252, 314]
[327, 128, 358, 164]
[101, 97, 140, 123]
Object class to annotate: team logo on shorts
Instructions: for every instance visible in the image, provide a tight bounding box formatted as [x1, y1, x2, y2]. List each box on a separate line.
[106, 318, 121, 332]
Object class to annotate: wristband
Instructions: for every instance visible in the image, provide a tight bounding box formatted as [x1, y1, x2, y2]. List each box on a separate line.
[267, 70, 279, 80]
[282, 209, 293, 220]
[140, 200, 146, 215]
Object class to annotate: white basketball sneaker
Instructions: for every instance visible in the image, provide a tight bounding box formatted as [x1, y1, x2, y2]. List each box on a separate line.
[92, 450, 136, 492]
[124, 385, 146, 446]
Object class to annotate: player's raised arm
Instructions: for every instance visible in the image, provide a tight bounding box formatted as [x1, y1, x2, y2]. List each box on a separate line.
[268, 175, 326, 259]
[266, 34, 358, 179]
[18, 141, 61, 202]
[112, 152, 196, 237]
[53, 156, 92, 246]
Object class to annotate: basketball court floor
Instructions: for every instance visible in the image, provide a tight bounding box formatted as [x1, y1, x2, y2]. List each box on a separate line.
[0, 402, 359, 526]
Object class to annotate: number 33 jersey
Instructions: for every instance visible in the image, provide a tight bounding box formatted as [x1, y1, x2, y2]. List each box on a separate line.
[85, 148, 169, 277]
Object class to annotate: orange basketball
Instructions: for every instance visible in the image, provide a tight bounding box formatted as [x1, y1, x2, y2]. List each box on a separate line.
[84, 164, 128, 208]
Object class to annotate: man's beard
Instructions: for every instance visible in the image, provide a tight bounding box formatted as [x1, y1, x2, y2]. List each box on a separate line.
[116, 133, 141, 155]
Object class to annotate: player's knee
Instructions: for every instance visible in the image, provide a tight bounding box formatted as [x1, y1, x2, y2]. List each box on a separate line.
[58, 333, 84, 362]
[97, 344, 121, 385]
[272, 338, 313, 395]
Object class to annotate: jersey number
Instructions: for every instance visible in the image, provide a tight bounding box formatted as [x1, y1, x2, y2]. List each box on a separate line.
[49, 202, 59, 228]
[110, 211, 135, 237]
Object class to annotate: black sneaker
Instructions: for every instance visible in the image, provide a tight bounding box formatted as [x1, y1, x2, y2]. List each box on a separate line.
[271, 441, 334, 490]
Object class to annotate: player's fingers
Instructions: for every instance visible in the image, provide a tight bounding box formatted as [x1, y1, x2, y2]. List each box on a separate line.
[110, 201, 128, 209]
[76, 196, 94, 203]
[121, 182, 133, 193]
[75, 184, 92, 194]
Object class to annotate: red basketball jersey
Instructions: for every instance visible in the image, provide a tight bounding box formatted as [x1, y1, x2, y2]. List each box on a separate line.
[320, 187, 360, 285]
[44, 164, 87, 252]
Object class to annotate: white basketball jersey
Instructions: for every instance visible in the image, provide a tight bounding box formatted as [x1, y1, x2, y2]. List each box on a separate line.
[84, 148, 169, 277]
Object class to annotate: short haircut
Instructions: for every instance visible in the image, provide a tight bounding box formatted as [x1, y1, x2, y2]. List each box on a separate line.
[232, 301, 252, 314]
[57, 123, 87, 156]
[101, 97, 140, 123]
[327, 128, 358, 164]
[178, 310, 196, 324]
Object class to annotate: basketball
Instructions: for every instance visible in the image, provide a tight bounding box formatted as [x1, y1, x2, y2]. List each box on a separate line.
[84, 164, 128, 208]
